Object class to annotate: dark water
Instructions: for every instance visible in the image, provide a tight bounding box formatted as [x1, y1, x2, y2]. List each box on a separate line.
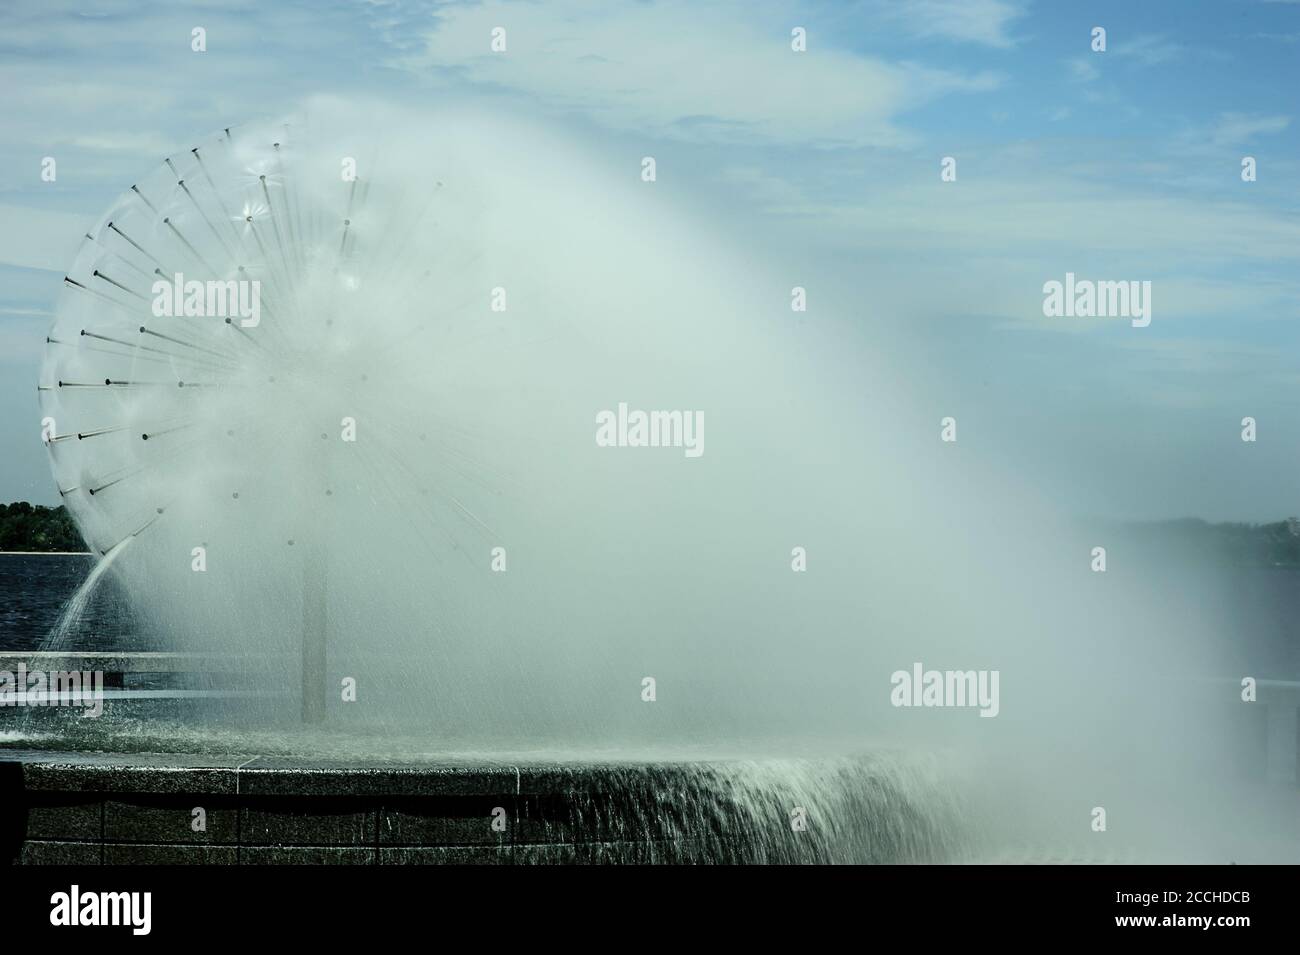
[0, 553, 140, 651]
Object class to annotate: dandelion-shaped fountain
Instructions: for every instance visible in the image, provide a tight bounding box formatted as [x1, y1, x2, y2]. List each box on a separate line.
[39, 116, 502, 727]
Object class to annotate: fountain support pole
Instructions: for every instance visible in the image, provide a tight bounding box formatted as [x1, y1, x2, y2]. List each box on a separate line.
[301, 533, 327, 722]
[301, 434, 328, 723]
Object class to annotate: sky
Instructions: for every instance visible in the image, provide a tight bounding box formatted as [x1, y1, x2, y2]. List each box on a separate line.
[1, 0, 1298, 521]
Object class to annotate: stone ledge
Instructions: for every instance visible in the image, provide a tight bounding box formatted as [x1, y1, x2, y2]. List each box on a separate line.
[0, 746, 971, 864]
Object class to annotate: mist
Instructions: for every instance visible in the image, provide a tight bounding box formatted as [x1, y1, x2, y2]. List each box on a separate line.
[27, 97, 1292, 861]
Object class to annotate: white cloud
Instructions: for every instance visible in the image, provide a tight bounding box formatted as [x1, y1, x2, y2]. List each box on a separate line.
[1112, 34, 1184, 66]
[1209, 112, 1291, 146]
[878, 0, 1026, 48]
[1067, 34, 1198, 94]
[1068, 57, 1099, 83]
[716, 155, 1300, 338]
[0, 205, 93, 272]
[717, 166, 810, 207]
[401, 0, 1002, 146]
[831, 184, 1300, 269]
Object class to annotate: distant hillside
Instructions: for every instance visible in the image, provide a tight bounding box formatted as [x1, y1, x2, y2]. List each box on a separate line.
[1112, 517, 1300, 568]
[0, 502, 87, 552]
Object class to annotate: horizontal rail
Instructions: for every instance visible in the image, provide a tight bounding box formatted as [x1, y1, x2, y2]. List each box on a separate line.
[0, 652, 285, 673]
[3, 689, 285, 702]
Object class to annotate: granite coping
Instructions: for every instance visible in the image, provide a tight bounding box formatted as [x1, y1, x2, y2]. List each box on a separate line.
[0, 749, 720, 797]
[0, 750, 726, 861]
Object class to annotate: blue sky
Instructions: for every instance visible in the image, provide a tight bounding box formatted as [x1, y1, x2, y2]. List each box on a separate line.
[2, 0, 1299, 520]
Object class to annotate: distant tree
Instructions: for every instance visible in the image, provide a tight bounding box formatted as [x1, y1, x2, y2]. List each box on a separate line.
[0, 503, 87, 552]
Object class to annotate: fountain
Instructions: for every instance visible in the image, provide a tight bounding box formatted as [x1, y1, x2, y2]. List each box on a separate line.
[3, 100, 1295, 864]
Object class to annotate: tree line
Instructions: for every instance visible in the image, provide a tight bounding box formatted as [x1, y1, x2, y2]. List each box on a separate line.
[0, 502, 87, 552]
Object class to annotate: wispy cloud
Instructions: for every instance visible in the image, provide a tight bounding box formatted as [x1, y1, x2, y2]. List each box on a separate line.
[1067, 32, 1190, 91]
[1209, 112, 1291, 146]
[1068, 56, 1100, 83]
[873, 0, 1027, 49]
[1112, 34, 1184, 65]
